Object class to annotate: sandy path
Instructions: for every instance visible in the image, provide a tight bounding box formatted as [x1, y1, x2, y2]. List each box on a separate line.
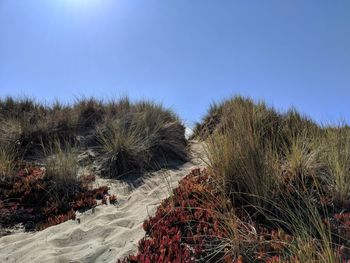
[0, 142, 206, 263]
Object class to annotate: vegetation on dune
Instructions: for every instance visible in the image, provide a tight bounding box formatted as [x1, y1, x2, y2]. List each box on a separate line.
[126, 96, 350, 262]
[0, 96, 187, 232]
[194, 96, 350, 261]
[0, 144, 16, 179]
[0, 96, 187, 174]
[97, 101, 188, 178]
[3, 95, 349, 261]
[0, 139, 109, 232]
[120, 169, 233, 263]
[39, 139, 81, 202]
[0, 164, 109, 231]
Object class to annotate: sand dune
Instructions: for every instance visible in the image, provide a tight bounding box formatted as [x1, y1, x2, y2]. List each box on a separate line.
[0, 142, 206, 263]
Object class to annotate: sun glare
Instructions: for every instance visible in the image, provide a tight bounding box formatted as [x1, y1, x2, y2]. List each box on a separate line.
[49, 0, 119, 19]
[53, 0, 110, 16]
[66, 0, 99, 8]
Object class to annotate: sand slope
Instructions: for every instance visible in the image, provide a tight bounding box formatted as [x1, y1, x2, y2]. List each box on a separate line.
[0, 142, 206, 263]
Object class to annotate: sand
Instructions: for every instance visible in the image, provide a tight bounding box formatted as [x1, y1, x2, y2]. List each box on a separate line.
[0, 142, 206, 263]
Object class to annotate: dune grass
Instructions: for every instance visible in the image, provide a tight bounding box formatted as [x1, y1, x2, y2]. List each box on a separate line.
[97, 101, 188, 178]
[0, 144, 16, 180]
[0, 96, 187, 232]
[0, 96, 187, 174]
[322, 125, 350, 205]
[40, 139, 81, 201]
[193, 96, 350, 262]
[0, 139, 99, 231]
[0, 118, 20, 179]
[0, 95, 188, 189]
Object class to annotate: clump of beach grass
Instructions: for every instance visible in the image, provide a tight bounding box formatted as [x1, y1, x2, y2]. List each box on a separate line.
[41, 139, 81, 200]
[0, 96, 188, 176]
[322, 124, 350, 205]
[0, 144, 17, 180]
[97, 101, 187, 178]
[0, 117, 21, 179]
[195, 95, 350, 261]
[203, 97, 283, 206]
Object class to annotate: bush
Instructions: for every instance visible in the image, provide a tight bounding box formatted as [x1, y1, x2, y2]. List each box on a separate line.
[97, 101, 188, 178]
[97, 118, 145, 177]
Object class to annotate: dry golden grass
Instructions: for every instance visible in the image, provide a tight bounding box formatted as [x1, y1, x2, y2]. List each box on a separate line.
[40, 139, 80, 200]
[0, 144, 16, 179]
[196, 96, 350, 262]
[97, 101, 187, 178]
[0, 96, 187, 178]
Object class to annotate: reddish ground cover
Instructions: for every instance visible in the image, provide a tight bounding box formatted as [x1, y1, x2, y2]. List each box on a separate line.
[120, 169, 350, 263]
[0, 164, 110, 231]
[119, 168, 231, 263]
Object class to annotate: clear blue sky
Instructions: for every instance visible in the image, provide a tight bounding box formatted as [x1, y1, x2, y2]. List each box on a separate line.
[1, 0, 349, 126]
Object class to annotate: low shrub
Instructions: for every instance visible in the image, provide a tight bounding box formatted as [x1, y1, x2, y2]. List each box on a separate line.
[0, 164, 109, 231]
[120, 169, 232, 263]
